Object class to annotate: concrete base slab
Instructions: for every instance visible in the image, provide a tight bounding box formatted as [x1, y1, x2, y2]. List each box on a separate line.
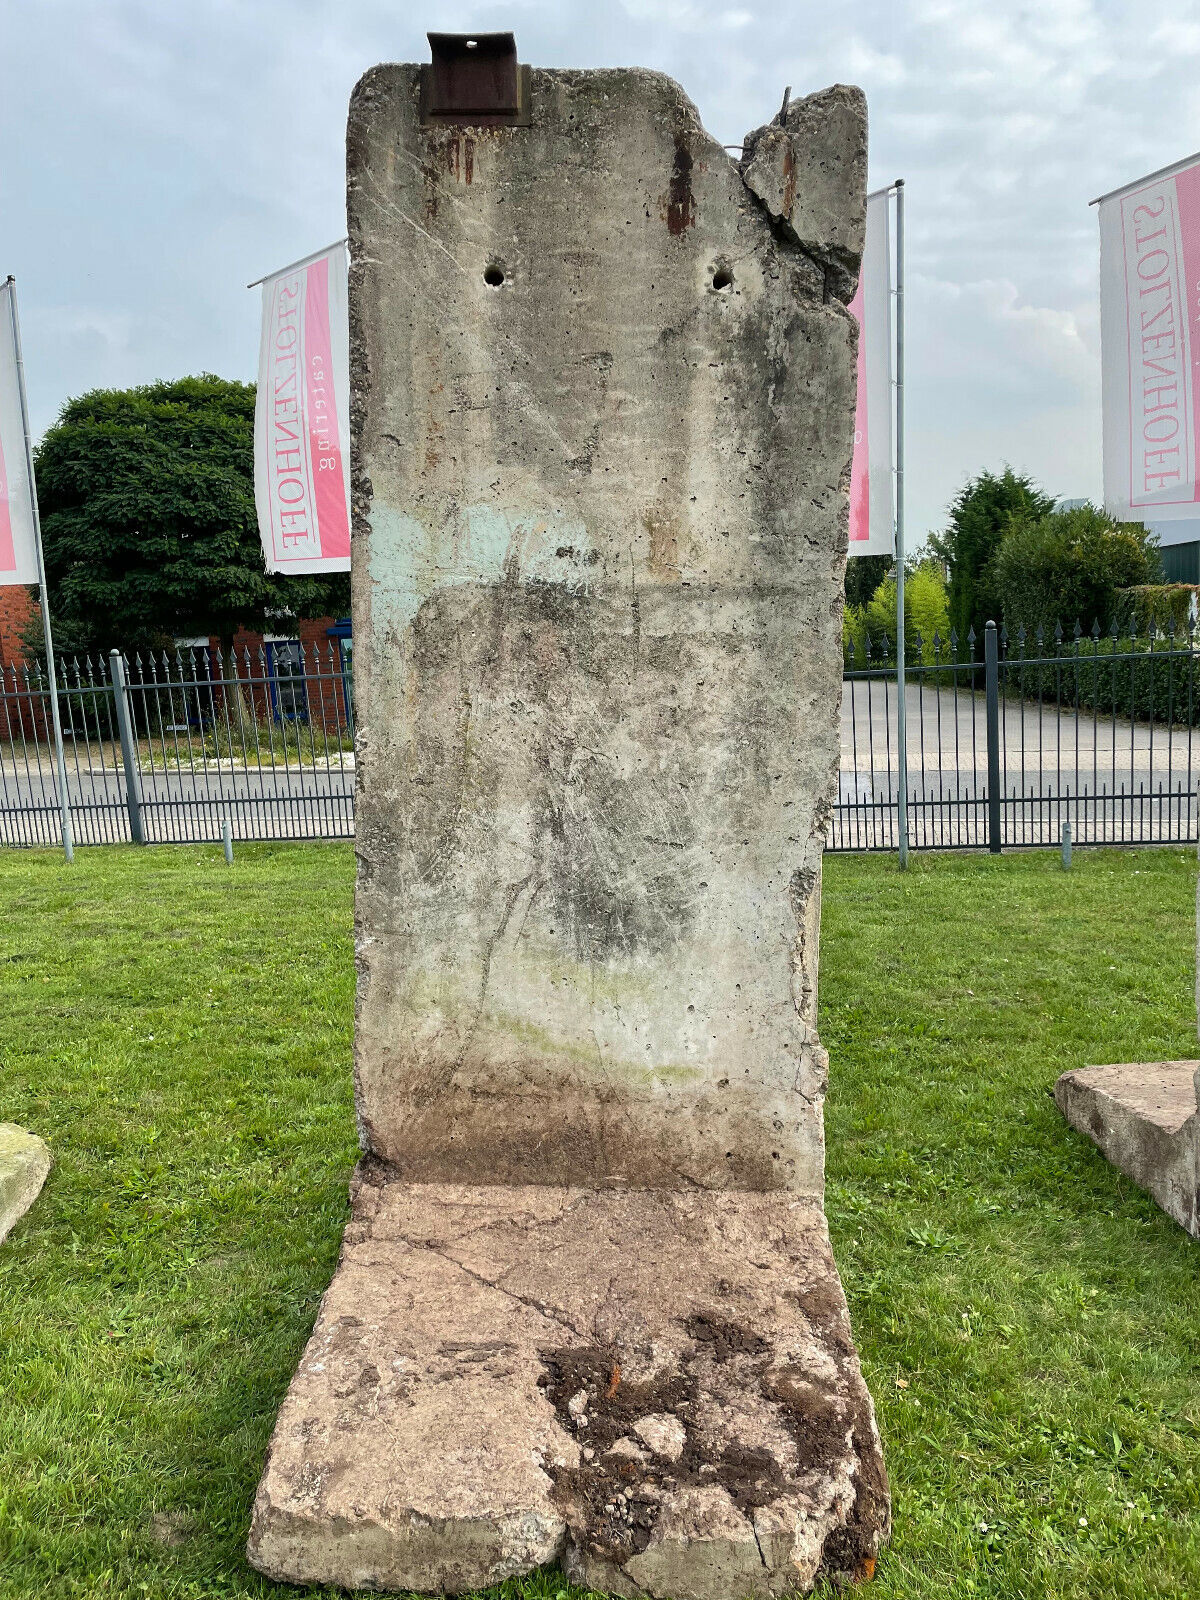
[0, 1123, 50, 1245]
[247, 1164, 889, 1597]
[1055, 1062, 1200, 1238]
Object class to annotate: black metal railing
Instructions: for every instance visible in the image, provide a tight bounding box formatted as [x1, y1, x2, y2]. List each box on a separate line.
[830, 618, 1200, 851]
[2, 622, 1196, 853]
[1, 645, 354, 848]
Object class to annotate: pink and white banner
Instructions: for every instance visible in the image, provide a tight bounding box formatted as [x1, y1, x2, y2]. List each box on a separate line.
[1099, 156, 1200, 522]
[848, 190, 894, 556]
[0, 279, 39, 586]
[253, 245, 351, 573]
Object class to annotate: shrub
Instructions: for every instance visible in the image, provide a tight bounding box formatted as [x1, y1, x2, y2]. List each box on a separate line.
[990, 504, 1160, 638]
[843, 556, 950, 664]
[1114, 584, 1198, 636]
[1005, 634, 1200, 728]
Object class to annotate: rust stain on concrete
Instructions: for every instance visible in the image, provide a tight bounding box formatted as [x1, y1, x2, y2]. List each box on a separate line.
[664, 136, 696, 235]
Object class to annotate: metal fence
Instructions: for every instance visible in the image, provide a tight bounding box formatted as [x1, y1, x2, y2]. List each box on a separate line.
[1, 645, 354, 848]
[832, 618, 1199, 851]
[2, 623, 1198, 853]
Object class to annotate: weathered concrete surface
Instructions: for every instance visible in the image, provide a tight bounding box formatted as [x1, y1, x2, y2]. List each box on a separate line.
[247, 1167, 888, 1596]
[741, 86, 867, 304]
[347, 65, 865, 1195]
[0, 1123, 50, 1244]
[1055, 1062, 1200, 1238]
[249, 60, 887, 1595]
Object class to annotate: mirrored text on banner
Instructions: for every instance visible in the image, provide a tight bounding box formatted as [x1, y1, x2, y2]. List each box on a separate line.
[847, 190, 894, 557]
[1099, 157, 1200, 523]
[253, 246, 352, 573]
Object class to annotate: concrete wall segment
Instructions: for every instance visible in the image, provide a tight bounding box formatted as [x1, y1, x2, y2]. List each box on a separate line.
[346, 63, 866, 1192]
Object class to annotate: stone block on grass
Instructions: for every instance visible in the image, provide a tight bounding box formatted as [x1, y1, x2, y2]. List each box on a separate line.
[0, 1122, 51, 1244]
[1055, 1061, 1200, 1238]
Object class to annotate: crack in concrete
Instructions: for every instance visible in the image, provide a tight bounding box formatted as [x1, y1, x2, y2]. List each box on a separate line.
[396, 1232, 591, 1342]
[750, 1514, 768, 1567]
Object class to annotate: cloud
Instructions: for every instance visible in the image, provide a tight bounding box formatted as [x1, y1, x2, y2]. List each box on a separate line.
[1, 0, 1197, 543]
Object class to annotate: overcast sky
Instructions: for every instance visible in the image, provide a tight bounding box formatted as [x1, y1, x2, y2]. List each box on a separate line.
[3, 0, 1199, 546]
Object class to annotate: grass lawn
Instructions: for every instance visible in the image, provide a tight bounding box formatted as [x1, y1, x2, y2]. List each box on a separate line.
[0, 843, 1197, 1599]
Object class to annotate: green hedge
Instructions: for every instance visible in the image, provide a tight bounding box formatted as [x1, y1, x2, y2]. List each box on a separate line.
[1003, 637, 1200, 727]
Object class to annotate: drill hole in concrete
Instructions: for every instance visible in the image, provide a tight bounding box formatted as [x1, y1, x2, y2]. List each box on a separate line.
[711, 267, 733, 291]
[484, 264, 505, 287]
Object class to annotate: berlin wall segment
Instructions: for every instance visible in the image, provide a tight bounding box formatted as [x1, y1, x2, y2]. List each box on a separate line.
[248, 53, 890, 1598]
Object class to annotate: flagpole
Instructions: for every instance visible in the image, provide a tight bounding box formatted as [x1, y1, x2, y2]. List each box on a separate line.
[4, 277, 73, 862]
[893, 181, 908, 870]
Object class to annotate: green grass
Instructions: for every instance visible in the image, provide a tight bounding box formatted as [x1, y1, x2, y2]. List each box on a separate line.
[0, 843, 1197, 1598]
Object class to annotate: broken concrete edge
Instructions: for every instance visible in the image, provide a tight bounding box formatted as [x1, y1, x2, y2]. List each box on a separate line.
[0, 1123, 51, 1245]
[1054, 1062, 1200, 1238]
[741, 84, 869, 302]
[247, 1169, 890, 1598]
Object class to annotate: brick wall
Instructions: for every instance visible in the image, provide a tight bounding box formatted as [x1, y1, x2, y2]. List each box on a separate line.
[0, 585, 36, 675]
[218, 618, 350, 730]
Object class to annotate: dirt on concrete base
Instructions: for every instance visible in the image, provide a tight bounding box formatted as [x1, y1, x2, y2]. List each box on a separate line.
[247, 1169, 889, 1599]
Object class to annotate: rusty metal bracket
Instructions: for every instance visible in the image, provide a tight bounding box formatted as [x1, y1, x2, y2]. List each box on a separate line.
[421, 32, 531, 128]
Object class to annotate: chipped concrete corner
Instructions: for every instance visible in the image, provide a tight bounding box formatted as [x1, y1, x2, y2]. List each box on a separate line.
[248, 58, 889, 1597]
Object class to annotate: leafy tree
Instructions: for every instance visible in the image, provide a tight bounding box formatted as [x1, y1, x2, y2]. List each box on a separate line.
[844, 552, 891, 610]
[929, 468, 1055, 644]
[844, 554, 950, 663]
[990, 503, 1160, 638]
[33, 375, 349, 656]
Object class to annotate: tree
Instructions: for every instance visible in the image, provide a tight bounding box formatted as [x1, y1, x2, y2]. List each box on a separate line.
[990, 503, 1160, 637]
[33, 375, 349, 655]
[929, 467, 1055, 645]
[844, 552, 891, 610]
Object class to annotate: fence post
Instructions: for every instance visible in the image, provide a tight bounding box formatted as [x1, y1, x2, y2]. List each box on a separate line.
[984, 620, 1002, 853]
[110, 649, 145, 845]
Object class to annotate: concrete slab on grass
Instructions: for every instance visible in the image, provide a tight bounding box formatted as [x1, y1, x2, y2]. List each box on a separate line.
[0, 1123, 51, 1244]
[1055, 1062, 1199, 1238]
[247, 1165, 889, 1597]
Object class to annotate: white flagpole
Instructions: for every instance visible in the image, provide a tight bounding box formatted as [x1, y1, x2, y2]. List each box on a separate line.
[5, 277, 73, 862]
[893, 181, 908, 870]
